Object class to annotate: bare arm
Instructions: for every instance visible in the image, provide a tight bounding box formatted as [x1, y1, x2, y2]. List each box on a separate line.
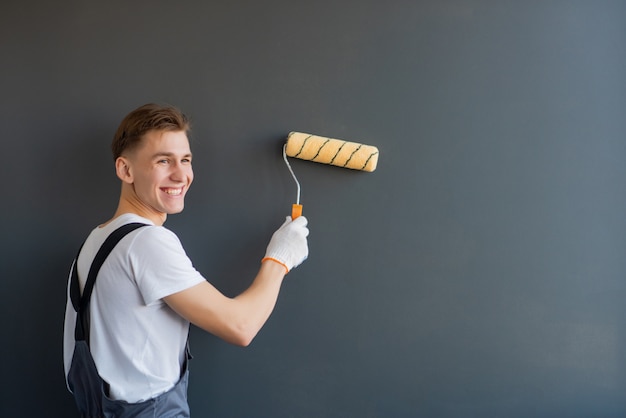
[164, 260, 286, 347]
[165, 216, 309, 347]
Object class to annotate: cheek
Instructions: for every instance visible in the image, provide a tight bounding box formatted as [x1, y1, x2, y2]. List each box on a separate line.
[187, 167, 194, 184]
[136, 169, 163, 191]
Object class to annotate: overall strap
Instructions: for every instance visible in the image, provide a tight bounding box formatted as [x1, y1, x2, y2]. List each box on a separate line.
[71, 222, 148, 342]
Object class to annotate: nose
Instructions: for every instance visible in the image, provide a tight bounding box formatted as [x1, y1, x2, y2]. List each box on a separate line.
[171, 161, 193, 183]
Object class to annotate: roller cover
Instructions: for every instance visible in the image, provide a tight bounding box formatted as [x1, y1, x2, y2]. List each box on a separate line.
[285, 132, 379, 172]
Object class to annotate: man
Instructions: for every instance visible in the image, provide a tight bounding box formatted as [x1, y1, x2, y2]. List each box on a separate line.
[63, 103, 309, 416]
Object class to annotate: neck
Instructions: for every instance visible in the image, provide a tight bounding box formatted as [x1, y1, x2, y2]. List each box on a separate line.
[111, 201, 166, 226]
[110, 185, 167, 226]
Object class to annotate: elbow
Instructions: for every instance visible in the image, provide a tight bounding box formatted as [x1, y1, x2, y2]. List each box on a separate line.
[198, 323, 255, 347]
[232, 335, 253, 347]
[226, 322, 259, 347]
[228, 332, 255, 347]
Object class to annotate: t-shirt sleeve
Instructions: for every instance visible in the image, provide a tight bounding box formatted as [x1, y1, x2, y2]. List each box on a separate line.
[128, 226, 206, 305]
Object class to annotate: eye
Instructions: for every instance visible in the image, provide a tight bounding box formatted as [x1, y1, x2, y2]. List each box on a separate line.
[157, 159, 170, 165]
[182, 158, 192, 164]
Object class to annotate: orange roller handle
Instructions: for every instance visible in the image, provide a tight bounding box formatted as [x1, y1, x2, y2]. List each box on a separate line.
[291, 204, 303, 219]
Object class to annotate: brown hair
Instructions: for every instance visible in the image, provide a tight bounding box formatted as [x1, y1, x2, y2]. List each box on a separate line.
[111, 103, 190, 160]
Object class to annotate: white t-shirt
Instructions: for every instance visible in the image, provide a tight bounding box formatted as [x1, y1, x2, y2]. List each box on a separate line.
[63, 214, 205, 403]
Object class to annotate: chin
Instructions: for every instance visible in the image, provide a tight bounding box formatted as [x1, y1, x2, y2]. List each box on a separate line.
[167, 206, 185, 214]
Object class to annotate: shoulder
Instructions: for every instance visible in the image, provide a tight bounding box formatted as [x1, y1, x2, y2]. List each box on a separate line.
[125, 225, 192, 263]
[134, 224, 179, 240]
[106, 214, 182, 248]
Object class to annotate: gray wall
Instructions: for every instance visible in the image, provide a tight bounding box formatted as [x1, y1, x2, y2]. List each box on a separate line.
[1, 1, 625, 417]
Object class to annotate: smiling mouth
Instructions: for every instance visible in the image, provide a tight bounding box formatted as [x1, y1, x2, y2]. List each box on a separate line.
[162, 188, 183, 196]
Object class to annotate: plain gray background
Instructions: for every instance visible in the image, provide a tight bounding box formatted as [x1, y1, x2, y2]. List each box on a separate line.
[1, 1, 625, 417]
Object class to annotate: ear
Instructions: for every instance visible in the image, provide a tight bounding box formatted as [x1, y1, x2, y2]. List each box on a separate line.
[115, 157, 134, 183]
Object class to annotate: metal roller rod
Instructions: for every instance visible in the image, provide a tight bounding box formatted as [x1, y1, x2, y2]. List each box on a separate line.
[283, 144, 301, 205]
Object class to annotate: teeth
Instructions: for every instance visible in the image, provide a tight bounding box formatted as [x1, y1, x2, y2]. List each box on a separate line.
[164, 188, 182, 195]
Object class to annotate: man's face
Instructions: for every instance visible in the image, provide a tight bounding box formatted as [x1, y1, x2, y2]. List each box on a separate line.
[123, 130, 194, 220]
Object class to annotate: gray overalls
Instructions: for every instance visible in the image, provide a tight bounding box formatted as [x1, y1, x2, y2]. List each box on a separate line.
[67, 223, 192, 417]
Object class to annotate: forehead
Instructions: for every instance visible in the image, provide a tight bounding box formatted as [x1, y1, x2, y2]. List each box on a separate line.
[135, 130, 191, 156]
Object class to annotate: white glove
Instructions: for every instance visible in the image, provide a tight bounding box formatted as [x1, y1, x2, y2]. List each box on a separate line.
[263, 216, 309, 273]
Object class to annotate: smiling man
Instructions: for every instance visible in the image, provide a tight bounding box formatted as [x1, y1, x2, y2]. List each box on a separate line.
[114, 128, 193, 223]
[63, 103, 309, 417]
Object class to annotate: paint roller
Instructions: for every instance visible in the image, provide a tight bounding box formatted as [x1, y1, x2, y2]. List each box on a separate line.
[282, 131, 379, 219]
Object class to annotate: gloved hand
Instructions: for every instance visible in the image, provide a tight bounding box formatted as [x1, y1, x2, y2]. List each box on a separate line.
[263, 216, 309, 273]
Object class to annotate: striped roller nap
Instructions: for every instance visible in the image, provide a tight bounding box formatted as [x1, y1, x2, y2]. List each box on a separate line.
[285, 132, 379, 172]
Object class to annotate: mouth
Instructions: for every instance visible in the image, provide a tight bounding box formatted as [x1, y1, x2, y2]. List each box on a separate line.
[162, 187, 183, 196]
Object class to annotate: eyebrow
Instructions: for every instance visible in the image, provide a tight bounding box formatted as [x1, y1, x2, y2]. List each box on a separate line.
[151, 152, 193, 159]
